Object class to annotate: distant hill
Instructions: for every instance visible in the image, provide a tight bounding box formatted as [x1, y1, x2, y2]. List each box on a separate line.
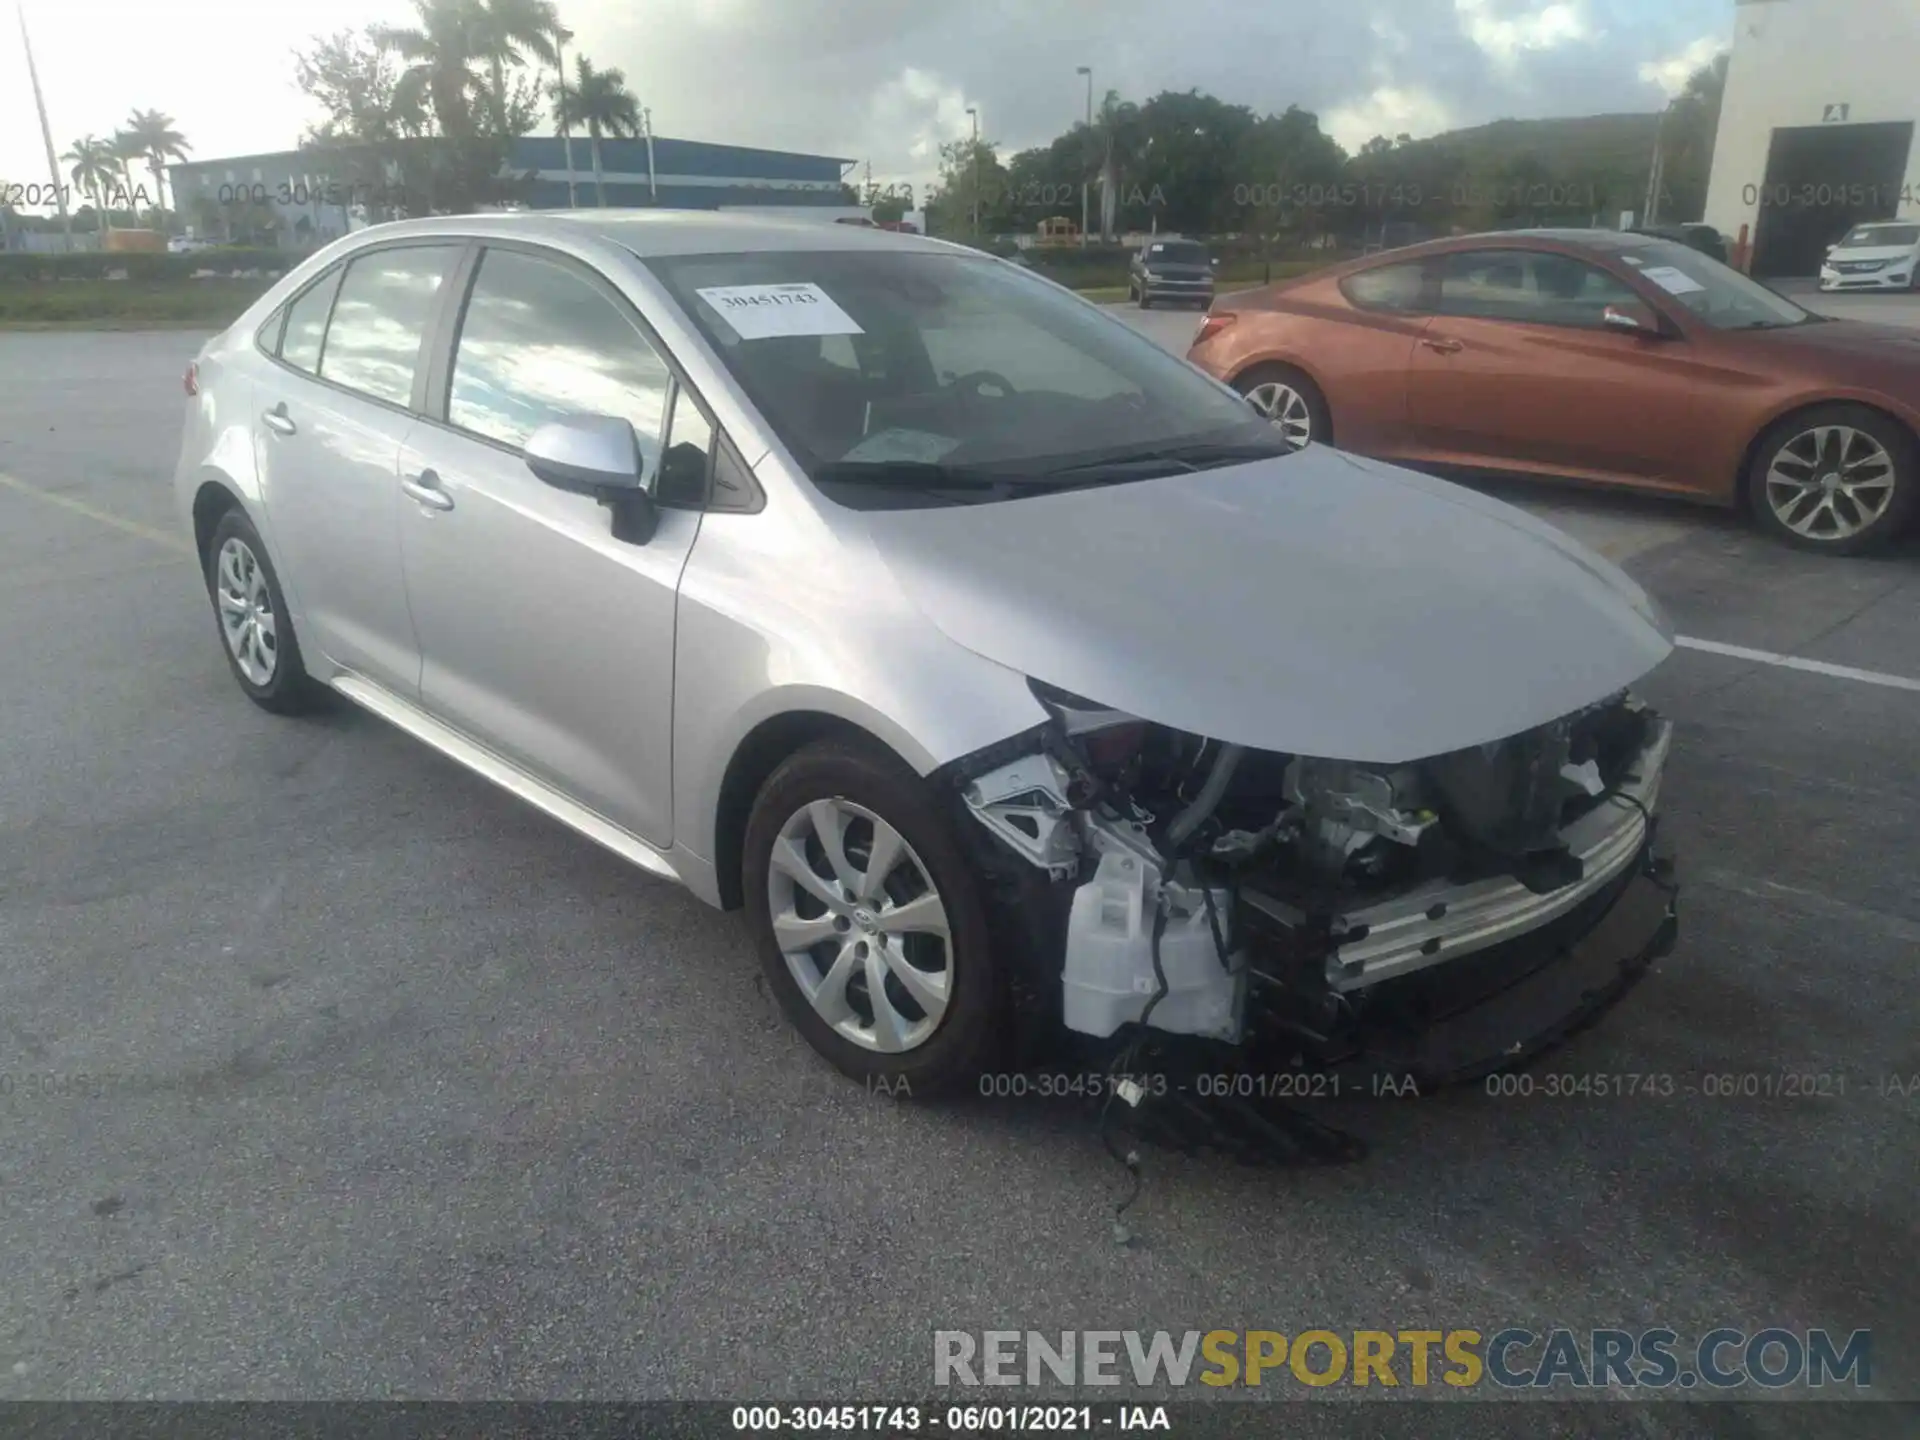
[1340, 109, 1700, 230]
[1402, 112, 1661, 173]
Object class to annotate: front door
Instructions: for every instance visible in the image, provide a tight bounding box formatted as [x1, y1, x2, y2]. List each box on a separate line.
[396, 244, 709, 848]
[1405, 247, 1701, 486]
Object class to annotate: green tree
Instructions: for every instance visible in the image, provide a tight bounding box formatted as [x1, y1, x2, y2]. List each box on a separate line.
[123, 109, 191, 232]
[930, 136, 1009, 239]
[553, 56, 640, 207]
[295, 30, 420, 143]
[1657, 52, 1728, 223]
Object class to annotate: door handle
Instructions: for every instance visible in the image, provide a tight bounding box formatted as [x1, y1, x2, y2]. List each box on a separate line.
[261, 404, 297, 436]
[1420, 337, 1465, 354]
[400, 469, 454, 512]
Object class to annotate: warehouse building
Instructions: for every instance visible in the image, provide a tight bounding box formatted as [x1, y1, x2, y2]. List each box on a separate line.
[167, 135, 854, 248]
[1703, 0, 1920, 277]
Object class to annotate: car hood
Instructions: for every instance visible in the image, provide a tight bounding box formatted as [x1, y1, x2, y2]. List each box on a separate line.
[1825, 246, 1918, 264]
[1745, 318, 1920, 364]
[863, 448, 1674, 764]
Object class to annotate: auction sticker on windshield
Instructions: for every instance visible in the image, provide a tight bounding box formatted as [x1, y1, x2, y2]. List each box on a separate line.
[1638, 265, 1707, 296]
[696, 282, 865, 339]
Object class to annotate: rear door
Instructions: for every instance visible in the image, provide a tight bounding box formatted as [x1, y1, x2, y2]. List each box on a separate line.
[1403, 248, 1703, 485]
[394, 242, 709, 847]
[252, 242, 464, 691]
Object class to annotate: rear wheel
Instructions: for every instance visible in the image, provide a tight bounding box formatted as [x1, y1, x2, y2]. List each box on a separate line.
[203, 508, 325, 714]
[1236, 364, 1329, 450]
[1748, 404, 1918, 555]
[743, 739, 1005, 1096]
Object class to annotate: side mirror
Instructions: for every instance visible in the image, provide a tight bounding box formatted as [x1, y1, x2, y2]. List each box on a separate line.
[1602, 302, 1661, 337]
[525, 415, 661, 544]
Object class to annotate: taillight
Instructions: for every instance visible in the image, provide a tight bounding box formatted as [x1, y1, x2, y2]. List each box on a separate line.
[183, 362, 198, 397]
[1193, 312, 1236, 347]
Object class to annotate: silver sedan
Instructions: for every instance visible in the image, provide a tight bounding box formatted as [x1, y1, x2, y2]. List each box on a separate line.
[176, 211, 1679, 1096]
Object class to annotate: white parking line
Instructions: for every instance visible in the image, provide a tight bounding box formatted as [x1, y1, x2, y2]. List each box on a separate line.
[1675, 636, 1920, 694]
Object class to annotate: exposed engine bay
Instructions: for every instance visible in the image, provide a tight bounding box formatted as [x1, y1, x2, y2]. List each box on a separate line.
[953, 681, 1674, 1079]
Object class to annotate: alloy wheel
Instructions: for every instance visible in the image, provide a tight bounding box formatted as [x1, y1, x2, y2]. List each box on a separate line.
[765, 798, 952, 1054]
[1764, 425, 1897, 542]
[1246, 381, 1313, 448]
[215, 536, 278, 686]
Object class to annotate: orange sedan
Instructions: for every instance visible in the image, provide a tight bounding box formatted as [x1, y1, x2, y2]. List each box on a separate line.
[1187, 229, 1920, 553]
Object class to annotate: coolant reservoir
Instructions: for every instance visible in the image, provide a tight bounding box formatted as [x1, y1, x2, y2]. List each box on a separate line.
[1061, 850, 1246, 1041]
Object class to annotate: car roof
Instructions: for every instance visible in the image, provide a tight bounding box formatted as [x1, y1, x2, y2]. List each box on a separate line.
[1346, 227, 1684, 269]
[329, 208, 964, 259]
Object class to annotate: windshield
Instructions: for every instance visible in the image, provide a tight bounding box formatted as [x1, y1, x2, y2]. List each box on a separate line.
[1837, 224, 1920, 249]
[647, 248, 1283, 503]
[1618, 238, 1812, 330]
[1144, 242, 1208, 266]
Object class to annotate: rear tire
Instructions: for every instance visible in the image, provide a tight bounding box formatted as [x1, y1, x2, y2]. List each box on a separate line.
[1746, 403, 1918, 555]
[743, 739, 1005, 1097]
[1235, 363, 1330, 450]
[203, 508, 327, 714]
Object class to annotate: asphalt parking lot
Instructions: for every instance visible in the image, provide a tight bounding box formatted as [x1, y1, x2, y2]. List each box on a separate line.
[1, 291, 1917, 1430]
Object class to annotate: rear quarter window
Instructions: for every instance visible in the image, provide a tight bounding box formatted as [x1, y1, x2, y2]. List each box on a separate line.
[1340, 261, 1428, 313]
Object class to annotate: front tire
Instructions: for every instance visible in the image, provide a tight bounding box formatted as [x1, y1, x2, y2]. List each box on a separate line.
[204, 508, 326, 714]
[743, 739, 1005, 1096]
[1747, 404, 1918, 555]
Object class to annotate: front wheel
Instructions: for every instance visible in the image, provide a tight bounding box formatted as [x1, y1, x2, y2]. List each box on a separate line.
[1748, 404, 1918, 554]
[742, 739, 1005, 1096]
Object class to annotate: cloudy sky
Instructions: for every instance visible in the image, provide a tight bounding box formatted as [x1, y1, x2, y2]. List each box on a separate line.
[3, 0, 1730, 207]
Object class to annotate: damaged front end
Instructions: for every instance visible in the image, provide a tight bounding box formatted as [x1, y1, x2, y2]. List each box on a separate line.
[948, 680, 1679, 1087]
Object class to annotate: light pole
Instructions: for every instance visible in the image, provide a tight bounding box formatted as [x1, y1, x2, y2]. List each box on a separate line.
[554, 24, 577, 209]
[18, 2, 75, 251]
[965, 106, 980, 234]
[1075, 66, 1092, 247]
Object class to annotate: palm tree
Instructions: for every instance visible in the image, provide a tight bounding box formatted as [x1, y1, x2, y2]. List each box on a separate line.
[553, 57, 638, 207]
[373, 0, 487, 137]
[109, 131, 147, 226]
[471, 0, 558, 136]
[123, 109, 191, 232]
[62, 135, 118, 230]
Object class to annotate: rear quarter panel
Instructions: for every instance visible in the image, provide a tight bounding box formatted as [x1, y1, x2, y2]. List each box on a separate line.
[1190, 275, 1428, 452]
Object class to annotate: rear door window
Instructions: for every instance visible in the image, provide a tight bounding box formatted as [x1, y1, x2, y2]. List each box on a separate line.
[318, 245, 462, 406]
[277, 269, 342, 374]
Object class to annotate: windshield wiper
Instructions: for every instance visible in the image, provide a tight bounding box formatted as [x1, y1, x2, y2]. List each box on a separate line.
[1041, 439, 1293, 482]
[812, 460, 1011, 489]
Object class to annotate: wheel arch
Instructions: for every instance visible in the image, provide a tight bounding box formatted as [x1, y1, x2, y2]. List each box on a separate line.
[709, 709, 926, 911]
[1737, 395, 1920, 511]
[190, 475, 248, 566]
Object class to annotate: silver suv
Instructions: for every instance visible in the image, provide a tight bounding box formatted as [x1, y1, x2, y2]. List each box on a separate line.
[176, 212, 1679, 1096]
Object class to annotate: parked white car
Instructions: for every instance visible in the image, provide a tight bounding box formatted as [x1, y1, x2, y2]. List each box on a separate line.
[1819, 222, 1920, 293]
